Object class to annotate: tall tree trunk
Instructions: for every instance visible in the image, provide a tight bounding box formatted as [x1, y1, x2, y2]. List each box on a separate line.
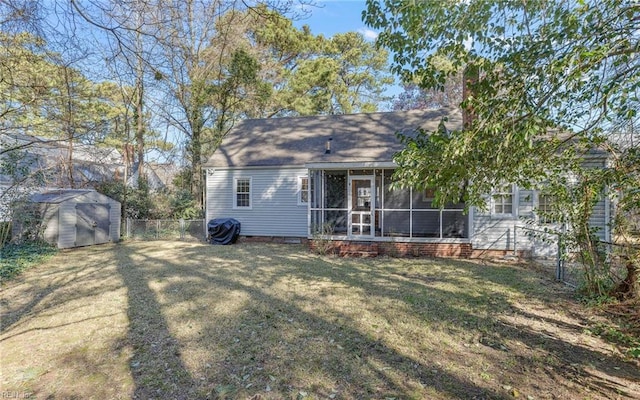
[611, 254, 640, 300]
[63, 66, 75, 188]
[66, 136, 74, 188]
[135, 26, 145, 180]
[135, 76, 144, 180]
[191, 123, 203, 208]
[625, 259, 639, 299]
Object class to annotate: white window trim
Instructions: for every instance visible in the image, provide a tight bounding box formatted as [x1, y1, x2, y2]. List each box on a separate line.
[233, 177, 252, 209]
[491, 184, 517, 218]
[298, 176, 309, 206]
[534, 191, 558, 225]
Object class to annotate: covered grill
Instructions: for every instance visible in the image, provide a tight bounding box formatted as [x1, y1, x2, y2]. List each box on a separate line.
[207, 218, 241, 245]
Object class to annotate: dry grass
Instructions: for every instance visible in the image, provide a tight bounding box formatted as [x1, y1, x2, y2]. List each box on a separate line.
[1, 240, 639, 399]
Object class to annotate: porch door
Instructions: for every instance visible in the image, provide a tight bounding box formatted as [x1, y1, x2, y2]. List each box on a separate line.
[349, 176, 374, 237]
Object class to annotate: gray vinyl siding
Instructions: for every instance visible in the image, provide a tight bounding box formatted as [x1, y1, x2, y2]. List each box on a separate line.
[206, 167, 308, 237]
[39, 203, 58, 244]
[58, 202, 77, 248]
[472, 209, 559, 257]
[586, 155, 609, 242]
[514, 189, 560, 257]
[471, 209, 521, 252]
[471, 186, 610, 257]
[589, 197, 608, 241]
[110, 201, 121, 241]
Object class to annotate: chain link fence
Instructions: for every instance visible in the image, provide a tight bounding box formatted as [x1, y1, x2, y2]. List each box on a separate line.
[514, 225, 580, 287]
[518, 225, 635, 290]
[121, 220, 632, 291]
[124, 219, 206, 242]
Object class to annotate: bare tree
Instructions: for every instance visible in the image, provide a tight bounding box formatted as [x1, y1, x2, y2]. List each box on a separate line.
[151, 0, 312, 206]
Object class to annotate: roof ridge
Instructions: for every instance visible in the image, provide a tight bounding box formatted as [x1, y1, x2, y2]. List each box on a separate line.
[235, 107, 459, 124]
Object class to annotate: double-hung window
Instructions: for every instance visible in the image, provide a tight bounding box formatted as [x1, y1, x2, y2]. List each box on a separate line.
[492, 185, 514, 216]
[298, 176, 309, 205]
[537, 193, 555, 224]
[234, 177, 251, 209]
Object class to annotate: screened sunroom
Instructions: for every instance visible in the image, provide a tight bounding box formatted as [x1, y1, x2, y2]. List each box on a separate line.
[307, 167, 469, 240]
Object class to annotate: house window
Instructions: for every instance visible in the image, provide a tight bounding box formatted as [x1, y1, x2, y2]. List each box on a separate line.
[234, 177, 251, 209]
[298, 176, 309, 205]
[492, 185, 514, 215]
[537, 193, 555, 224]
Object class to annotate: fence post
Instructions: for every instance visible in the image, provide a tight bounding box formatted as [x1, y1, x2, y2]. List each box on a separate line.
[556, 234, 562, 281]
[180, 219, 185, 240]
[556, 225, 566, 282]
[513, 226, 517, 257]
[126, 218, 131, 238]
[203, 219, 207, 241]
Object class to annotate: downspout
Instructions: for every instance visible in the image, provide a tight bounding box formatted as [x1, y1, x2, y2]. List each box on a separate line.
[468, 206, 474, 242]
[307, 169, 311, 238]
[409, 188, 413, 238]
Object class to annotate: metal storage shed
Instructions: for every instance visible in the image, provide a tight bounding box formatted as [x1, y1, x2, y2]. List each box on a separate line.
[13, 189, 121, 248]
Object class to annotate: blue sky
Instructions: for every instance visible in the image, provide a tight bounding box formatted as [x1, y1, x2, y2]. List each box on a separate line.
[292, 0, 401, 104]
[293, 1, 378, 40]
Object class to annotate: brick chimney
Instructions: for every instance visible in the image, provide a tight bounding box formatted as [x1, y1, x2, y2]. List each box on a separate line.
[462, 64, 480, 128]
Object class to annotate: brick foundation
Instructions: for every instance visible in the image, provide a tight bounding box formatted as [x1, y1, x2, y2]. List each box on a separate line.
[239, 236, 528, 260]
[309, 239, 473, 258]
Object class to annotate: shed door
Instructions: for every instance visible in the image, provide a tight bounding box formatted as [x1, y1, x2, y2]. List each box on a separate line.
[75, 203, 110, 246]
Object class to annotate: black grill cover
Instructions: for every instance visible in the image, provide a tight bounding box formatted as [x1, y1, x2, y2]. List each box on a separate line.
[207, 218, 241, 245]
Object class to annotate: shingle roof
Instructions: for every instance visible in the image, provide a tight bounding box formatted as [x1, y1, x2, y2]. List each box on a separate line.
[204, 108, 463, 168]
[29, 189, 96, 203]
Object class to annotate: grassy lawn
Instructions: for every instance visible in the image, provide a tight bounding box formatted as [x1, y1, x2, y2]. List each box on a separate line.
[1, 241, 638, 399]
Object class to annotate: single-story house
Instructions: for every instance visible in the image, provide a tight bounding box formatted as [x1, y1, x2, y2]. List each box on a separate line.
[0, 132, 124, 221]
[203, 108, 611, 257]
[0, 133, 179, 222]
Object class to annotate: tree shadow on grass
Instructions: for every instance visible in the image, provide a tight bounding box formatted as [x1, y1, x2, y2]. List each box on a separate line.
[1, 259, 122, 334]
[8, 241, 635, 399]
[177, 243, 640, 399]
[487, 319, 640, 398]
[114, 247, 199, 400]
[121, 241, 514, 399]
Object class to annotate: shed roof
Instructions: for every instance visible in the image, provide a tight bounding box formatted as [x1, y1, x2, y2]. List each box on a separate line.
[29, 189, 102, 204]
[204, 108, 463, 168]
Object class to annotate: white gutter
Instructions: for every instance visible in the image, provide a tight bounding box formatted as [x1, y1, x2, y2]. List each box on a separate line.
[305, 161, 397, 169]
